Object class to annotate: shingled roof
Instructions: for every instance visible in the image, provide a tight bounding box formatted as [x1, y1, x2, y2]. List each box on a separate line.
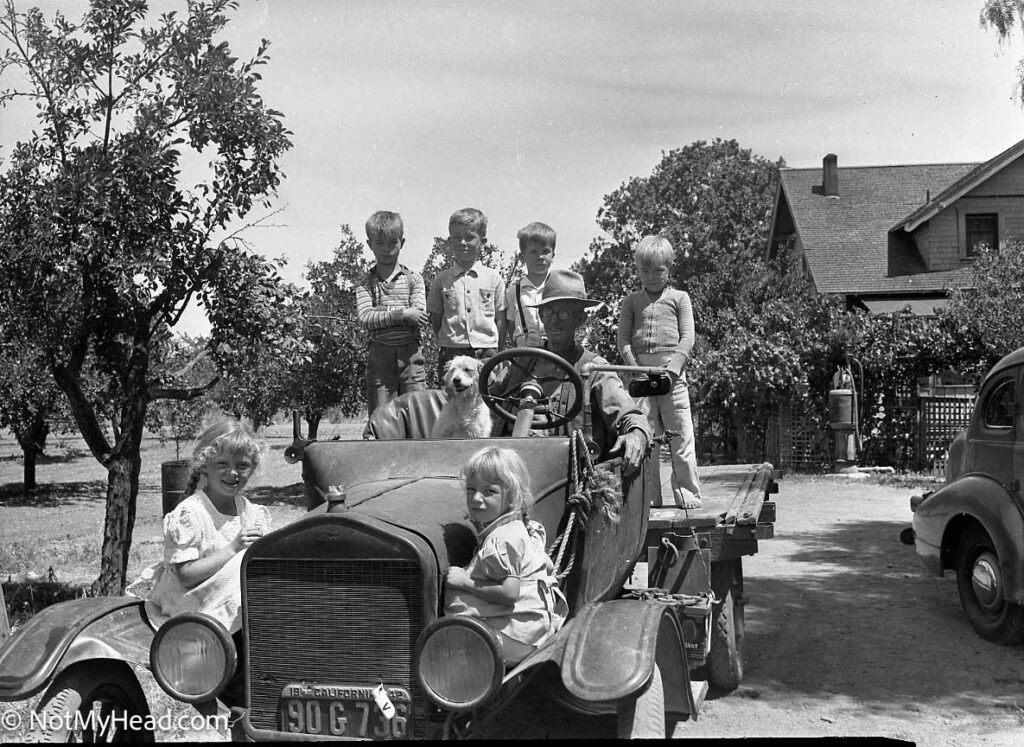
[773, 161, 977, 295]
[896, 138, 1024, 232]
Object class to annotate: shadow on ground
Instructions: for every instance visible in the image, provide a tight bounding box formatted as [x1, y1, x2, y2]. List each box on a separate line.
[0, 480, 106, 507]
[733, 516, 1024, 721]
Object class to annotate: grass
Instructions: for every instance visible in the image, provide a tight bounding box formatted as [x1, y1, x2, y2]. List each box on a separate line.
[0, 418, 363, 592]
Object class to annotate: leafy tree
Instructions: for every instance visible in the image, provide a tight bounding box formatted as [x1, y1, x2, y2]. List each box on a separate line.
[296, 225, 370, 438]
[938, 241, 1024, 375]
[208, 276, 307, 431]
[692, 250, 838, 459]
[145, 335, 218, 460]
[980, 1, 1024, 100]
[0, 0, 294, 593]
[0, 339, 67, 490]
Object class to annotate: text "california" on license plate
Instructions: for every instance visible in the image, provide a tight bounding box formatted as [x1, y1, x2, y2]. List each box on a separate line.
[280, 682, 412, 739]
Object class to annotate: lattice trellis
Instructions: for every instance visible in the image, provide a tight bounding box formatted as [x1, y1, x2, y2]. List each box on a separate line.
[918, 396, 974, 473]
[776, 399, 829, 471]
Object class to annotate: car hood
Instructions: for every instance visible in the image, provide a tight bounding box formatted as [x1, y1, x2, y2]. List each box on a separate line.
[342, 474, 477, 568]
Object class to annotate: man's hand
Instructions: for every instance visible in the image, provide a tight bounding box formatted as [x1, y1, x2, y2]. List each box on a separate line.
[610, 430, 648, 475]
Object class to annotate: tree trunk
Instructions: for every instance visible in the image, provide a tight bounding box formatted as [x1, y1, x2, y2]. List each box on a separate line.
[14, 415, 48, 493]
[306, 409, 322, 441]
[730, 409, 747, 462]
[23, 449, 37, 492]
[91, 439, 143, 596]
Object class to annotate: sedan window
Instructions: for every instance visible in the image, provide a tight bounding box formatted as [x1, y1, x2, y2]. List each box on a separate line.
[983, 378, 1015, 428]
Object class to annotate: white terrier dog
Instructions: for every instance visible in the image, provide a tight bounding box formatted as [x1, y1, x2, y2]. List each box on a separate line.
[431, 356, 493, 439]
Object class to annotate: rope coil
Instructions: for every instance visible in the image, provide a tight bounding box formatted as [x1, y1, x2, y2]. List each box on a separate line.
[547, 431, 622, 582]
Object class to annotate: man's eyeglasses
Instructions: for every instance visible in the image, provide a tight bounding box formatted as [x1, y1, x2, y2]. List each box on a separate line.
[538, 307, 575, 322]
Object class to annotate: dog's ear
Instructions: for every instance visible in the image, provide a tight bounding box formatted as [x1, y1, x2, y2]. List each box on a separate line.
[474, 358, 484, 371]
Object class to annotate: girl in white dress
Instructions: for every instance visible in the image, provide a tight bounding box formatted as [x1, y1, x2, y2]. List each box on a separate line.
[127, 420, 270, 633]
[444, 446, 568, 664]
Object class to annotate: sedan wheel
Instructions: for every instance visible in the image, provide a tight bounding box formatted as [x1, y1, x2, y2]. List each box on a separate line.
[955, 525, 1024, 645]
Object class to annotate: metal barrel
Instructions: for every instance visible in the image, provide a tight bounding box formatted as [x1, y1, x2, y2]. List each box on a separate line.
[161, 459, 192, 515]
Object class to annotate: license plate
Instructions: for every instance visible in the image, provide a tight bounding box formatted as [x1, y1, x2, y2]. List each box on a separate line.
[280, 683, 412, 739]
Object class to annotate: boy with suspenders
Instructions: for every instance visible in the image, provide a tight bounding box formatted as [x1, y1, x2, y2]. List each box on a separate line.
[500, 222, 556, 349]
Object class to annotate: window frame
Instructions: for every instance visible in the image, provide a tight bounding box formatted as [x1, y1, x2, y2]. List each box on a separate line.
[959, 211, 999, 259]
[981, 376, 1015, 431]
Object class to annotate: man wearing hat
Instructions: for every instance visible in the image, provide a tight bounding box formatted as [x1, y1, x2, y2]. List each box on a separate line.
[491, 269, 651, 474]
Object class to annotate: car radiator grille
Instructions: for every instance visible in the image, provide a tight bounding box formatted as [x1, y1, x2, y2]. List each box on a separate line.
[245, 558, 427, 735]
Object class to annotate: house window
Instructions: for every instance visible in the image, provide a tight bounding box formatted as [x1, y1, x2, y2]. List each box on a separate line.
[965, 213, 998, 257]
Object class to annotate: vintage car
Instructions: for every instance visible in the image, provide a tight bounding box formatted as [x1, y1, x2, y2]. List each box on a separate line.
[902, 347, 1024, 646]
[0, 349, 778, 740]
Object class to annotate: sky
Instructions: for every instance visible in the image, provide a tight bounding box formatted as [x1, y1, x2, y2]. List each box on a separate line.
[3, 0, 1024, 336]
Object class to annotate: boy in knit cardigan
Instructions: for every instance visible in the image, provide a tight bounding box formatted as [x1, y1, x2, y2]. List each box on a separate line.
[616, 235, 702, 508]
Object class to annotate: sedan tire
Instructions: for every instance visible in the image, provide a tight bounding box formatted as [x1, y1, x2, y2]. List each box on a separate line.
[955, 524, 1024, 645]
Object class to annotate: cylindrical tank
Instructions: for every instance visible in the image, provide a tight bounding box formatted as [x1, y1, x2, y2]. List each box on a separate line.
[161, 459, 192, 515]
[829, 389, 854, 430]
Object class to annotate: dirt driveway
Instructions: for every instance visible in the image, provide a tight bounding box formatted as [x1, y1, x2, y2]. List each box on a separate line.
[678, 474, 1024, 743]
[485, 474, 1024, 742]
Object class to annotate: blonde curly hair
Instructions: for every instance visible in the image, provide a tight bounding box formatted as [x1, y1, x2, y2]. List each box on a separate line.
[185, 419, 265, 496]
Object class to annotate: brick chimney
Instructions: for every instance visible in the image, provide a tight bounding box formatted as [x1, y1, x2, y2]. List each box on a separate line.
[823, 153, 839, 197]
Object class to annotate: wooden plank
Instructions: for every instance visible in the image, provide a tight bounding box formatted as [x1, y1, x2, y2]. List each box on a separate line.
[651, 462, 773, 530]
[722, 463, 773, 526]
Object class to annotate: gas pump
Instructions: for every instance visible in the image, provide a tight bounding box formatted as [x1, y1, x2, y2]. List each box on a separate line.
[828, 357, 863, 474]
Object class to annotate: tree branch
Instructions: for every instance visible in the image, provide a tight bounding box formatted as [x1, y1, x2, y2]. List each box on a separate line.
[148, 376, 219, 402]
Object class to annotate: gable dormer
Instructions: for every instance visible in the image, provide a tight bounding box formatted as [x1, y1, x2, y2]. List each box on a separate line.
[893, 139, 1024, 272]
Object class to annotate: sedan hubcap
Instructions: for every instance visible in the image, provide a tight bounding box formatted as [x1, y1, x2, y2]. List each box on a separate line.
[971, 552, 1003, 613]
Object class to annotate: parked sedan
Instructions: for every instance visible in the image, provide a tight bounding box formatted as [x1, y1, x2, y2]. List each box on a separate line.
[902, 347, 1024, 645]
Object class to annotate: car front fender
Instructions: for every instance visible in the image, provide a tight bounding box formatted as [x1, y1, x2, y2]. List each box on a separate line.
[914, 474, 1024, 600]
[0, 596, 153, 701]
[550, 599, 692, 715]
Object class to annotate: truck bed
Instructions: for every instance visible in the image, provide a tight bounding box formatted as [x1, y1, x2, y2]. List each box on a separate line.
[646, 462, 779, 560]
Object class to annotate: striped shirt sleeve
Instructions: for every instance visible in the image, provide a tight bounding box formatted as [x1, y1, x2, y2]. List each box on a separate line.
[354, 274, 401, 330]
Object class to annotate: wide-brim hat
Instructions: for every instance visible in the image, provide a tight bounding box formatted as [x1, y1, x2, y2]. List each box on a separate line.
[528, 269, 600, 308]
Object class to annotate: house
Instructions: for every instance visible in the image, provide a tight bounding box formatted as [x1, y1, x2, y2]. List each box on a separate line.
[765, 138, 1024, 315]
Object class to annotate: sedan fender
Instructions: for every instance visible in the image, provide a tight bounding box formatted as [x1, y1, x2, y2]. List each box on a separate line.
[0, 596, 153, 701]
[914, 474, 1024, 601]
[555, 599, 693, 716]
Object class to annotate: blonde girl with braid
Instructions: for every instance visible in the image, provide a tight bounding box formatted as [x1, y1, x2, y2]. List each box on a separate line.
[127, 420, 271, 633]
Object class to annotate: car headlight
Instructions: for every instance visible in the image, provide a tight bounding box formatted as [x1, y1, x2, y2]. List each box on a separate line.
[150, 613, 236, 703]
[415, 617, 503, 712]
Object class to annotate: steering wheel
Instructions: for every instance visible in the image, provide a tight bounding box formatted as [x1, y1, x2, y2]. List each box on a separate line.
[479, 347, 585, 431]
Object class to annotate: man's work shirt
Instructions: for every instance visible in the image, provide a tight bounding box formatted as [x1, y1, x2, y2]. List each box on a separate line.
[427, 263, 506, 348]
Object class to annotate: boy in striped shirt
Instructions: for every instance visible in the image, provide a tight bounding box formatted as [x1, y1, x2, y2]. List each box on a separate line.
[355, 211, 427, 417]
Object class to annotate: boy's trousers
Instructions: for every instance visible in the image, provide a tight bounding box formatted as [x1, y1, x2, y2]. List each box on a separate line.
[366, 339, 426, 415]
[637, 351, 702, 506]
